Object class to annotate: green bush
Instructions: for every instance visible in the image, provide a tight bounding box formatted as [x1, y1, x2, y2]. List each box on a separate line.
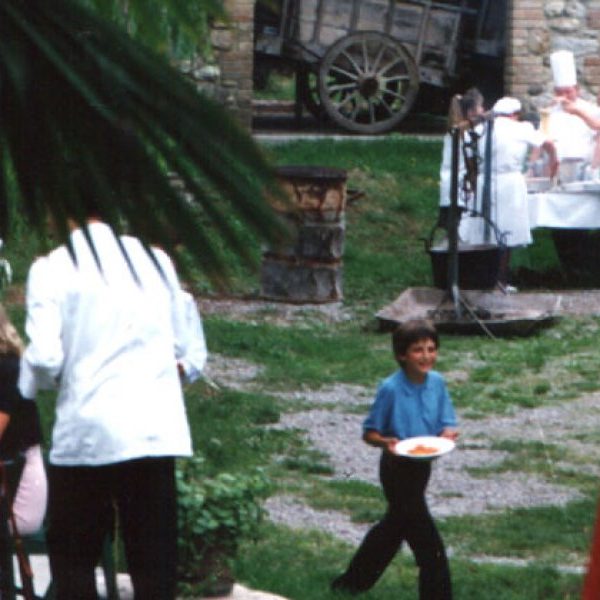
[176, 454, 271, 595]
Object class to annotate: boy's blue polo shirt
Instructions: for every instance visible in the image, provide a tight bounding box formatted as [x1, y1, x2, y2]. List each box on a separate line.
[363, 369, 457, 439]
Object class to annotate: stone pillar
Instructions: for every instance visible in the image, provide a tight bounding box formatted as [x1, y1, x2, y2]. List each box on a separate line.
[505, 0, 600, 110]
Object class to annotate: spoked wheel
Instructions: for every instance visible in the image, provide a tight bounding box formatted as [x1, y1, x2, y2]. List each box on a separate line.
[318, 31, 419, 134]
[296, 64, 327, 120]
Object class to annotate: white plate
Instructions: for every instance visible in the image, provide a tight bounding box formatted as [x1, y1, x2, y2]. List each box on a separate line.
[393, 436, 456, 460]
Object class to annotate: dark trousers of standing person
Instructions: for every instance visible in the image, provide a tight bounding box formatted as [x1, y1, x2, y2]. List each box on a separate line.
[47, 457, 177, 600]
[332, 453, 452, 599]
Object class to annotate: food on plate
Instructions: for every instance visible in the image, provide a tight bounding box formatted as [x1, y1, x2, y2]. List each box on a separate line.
[407, 443, 439, 456]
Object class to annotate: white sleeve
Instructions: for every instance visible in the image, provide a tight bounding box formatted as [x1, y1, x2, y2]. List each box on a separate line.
[521, 121, 545, 148]
[151, 247, 208, 384]
[177, 291, 208, 384]
[19, 257, 64, 397]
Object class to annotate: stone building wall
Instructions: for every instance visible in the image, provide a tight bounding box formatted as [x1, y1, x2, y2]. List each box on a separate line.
[180, 0, 255, 129]
[507, 0, 600, 111]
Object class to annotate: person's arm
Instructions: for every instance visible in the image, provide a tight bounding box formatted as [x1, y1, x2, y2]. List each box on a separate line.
[363, 429, 399, 454]
[437, 375, 459, 441]
[525, 123, 559, 178]
[560, 98, 600, 130]
[362, 381, 398, 453]
[176, 291, 208, 384]
[541, 140, 559, 178]
[439, 427, 459, 441]
[153, 247, 208, 384]
[0, 412, 9, 439]
[20, 257, 64, 396]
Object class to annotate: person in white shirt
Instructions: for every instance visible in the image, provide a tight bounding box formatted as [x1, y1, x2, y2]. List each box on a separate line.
[556, 88, 600, 175]
[19, 213, 198, 599]
[460, 97, 557, 290]
[438, 88, 484, 228]
[545, 50, 600, 174]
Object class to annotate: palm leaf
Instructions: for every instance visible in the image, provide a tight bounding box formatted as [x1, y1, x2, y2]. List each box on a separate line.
[0, 0, 287, 288]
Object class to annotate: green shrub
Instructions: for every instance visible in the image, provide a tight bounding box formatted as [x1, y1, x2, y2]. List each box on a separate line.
[176, 454, 271, 595]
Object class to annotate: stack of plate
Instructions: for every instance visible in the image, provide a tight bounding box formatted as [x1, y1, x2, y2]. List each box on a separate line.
[561, 181, 600, 193]
[526, 177, 553, 193]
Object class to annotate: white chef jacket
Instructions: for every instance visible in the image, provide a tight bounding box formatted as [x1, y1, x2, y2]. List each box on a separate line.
[178, 291, 208, 385]
[460, 117, 544, 247]
[547, 98, 600, 161]
[19, 222, 193, 466]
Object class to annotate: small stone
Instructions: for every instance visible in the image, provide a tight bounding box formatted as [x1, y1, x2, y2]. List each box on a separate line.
[195, 65, 221, 82]
[564, 0, 586, 19]
[545, 1, 566, 18]
[550, 17, 584, 33]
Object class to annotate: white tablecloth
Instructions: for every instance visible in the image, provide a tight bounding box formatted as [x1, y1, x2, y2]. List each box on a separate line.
[528, 191, 600, 229]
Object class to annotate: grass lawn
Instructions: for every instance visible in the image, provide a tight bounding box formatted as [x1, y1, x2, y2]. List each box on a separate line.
[2, 136, 597, 599]
[235, 526, 583, 600]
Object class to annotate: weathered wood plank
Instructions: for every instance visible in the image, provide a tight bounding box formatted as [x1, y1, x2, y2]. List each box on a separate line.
[296, 0, 460, 49]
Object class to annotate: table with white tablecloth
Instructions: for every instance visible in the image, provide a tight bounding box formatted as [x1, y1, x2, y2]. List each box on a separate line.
[528, 190, 600, 229]
[527, 187, 600, 277]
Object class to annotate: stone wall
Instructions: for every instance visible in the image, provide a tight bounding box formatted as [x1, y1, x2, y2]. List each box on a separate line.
[507, 0, 600, 110]
[180, 0, 255, 129]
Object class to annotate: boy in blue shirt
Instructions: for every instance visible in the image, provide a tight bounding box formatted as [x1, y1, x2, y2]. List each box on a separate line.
[332, 320, 458, 598]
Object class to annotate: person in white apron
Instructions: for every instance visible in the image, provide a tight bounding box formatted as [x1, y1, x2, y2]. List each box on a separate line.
[459, 97, 557, 291]
[545, 50, 600, 180]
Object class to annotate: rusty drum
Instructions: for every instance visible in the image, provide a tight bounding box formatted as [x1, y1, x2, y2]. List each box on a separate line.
[261, 166, 347, 303]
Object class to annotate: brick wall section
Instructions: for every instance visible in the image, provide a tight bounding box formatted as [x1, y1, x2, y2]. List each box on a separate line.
[211, 0, 256, 128]
[505, 0, 548, 105]
[506, 0, 600, 110]
[179, 1, 256, 130]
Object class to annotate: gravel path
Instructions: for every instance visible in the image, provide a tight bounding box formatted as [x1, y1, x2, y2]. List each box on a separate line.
[205, 351, 599, 562]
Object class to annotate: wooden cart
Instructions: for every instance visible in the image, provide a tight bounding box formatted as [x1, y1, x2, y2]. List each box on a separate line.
[255, 0, 506, 133]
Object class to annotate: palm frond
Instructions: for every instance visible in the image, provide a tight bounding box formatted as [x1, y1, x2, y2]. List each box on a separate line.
[0, 0, 287, 288]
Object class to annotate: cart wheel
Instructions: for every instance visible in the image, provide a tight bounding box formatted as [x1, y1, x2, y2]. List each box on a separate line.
[318, 31, 419, 134]
[296, 64, 326, 120]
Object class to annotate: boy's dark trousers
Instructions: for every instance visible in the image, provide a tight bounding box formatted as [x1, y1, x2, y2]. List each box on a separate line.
[334, 453, 452, 599]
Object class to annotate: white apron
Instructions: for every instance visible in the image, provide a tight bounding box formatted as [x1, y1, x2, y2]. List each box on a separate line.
[459, 117, 544, 248]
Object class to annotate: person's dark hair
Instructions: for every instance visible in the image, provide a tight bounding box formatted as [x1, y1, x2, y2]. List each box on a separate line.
[392, 320, 439, 361]
[447, 87, 483, 129]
